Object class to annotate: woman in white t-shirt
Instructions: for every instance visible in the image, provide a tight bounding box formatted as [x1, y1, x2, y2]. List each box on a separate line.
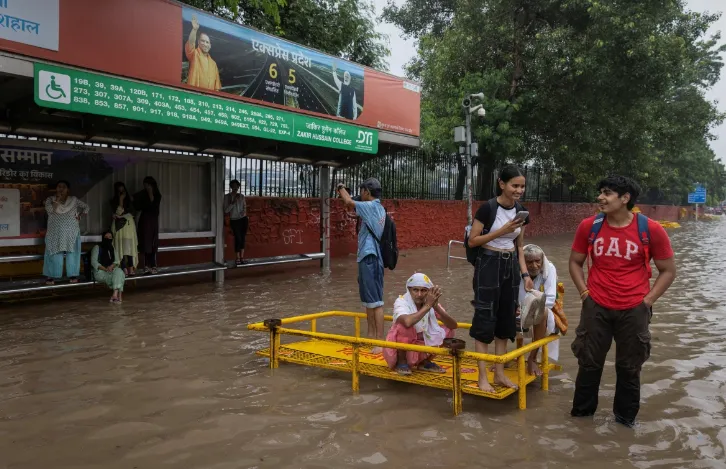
[466, 165, 534, 394]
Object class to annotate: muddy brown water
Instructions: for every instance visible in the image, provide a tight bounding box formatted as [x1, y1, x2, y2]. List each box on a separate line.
[1, 219, 725, 468]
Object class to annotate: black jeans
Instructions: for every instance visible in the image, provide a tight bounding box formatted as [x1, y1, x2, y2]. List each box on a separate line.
[571, 296, 652, 426]
[469, 249, 520, 344]
[230, 217, 249, 253]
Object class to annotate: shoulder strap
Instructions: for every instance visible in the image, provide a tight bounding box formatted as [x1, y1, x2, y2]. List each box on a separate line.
[636, 213, 652, 277]
[364, 209, 386, 244]
[588, 213, 606, 246]
[586, 213, 606, 271]
[483, 198, 499, 233]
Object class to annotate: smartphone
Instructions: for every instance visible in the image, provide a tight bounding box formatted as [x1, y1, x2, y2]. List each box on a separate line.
[514, 211, 529, 223]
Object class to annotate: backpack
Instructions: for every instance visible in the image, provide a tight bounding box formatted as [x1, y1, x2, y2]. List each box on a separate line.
[464, 198, 525, 266]
[587, 212, 652, 277]
[366, 213, 398, 270]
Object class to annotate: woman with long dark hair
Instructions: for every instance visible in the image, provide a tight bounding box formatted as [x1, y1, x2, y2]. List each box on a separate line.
[134, 176, 162, 274]
[110, 181, 138, 276]
[91, 230, 126, 303]
[466, 165, 534, 393]
[43, 180, 89, 285]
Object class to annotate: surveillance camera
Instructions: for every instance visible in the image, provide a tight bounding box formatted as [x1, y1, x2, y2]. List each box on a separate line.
[462, 98, 471, 108]
[477, 107, 486, 117]
[470, 92, 485, 100]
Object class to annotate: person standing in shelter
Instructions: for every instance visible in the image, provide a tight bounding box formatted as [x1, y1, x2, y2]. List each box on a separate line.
[110, 181, 138, 276]
[569, 175, 676, 427]
[466, 165, 533, 393]
[185, 14, 221, 91]
[224, 179, 248, 266]
[134, 177, 162, 275]
[383, 273, 458, 375]
[43, 180, 89, 285]
[337, 178, 386, 354]
[91, 231, 126, 303]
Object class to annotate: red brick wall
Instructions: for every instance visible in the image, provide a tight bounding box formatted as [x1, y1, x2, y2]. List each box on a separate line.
[231, 198, 684, 260]
[0, 198, 685, 278]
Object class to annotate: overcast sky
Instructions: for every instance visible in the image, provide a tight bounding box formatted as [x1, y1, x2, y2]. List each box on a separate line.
[372, 0, 726, 161]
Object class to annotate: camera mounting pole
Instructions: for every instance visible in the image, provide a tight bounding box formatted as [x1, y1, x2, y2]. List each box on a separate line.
[457, 93, 485, 228]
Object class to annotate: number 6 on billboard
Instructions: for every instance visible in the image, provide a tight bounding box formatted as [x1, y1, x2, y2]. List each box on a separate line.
[269, 63, 277, 79]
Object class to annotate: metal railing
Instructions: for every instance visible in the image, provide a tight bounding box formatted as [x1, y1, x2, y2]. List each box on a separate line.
[248, 311, 560, 415]
[447, 240, 467, 268]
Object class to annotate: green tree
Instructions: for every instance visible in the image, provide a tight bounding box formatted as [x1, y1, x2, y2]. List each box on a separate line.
[180, 0, 389, 69]
[384, 0, 726, 202]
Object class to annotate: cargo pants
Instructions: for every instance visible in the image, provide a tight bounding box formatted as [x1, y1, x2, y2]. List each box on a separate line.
[570, 296, 652, 426]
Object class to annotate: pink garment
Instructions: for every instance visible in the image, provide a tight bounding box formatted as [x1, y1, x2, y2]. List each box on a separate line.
[383, 321, 456, 370]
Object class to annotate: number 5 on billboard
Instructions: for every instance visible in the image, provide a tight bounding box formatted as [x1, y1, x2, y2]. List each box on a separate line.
[289, 69, 296, 84]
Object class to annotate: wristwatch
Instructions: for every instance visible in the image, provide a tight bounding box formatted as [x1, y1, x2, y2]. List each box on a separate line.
[521, 273, 530, 280]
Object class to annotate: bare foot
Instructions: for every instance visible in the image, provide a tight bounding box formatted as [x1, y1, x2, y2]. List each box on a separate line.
[370, 347, 383, 355]
[477, 378, 496, 393]
[527, 358, 542, 376]
[493, 373, 518, 390]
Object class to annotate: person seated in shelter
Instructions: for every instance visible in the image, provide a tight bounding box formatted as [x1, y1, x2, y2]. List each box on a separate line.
[383, 273, 458, 375]
[518, 244, 567, 375]
[91, 231, 126, 304]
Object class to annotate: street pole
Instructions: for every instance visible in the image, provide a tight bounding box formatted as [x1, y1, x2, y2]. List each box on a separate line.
[466, 111, 473, 226]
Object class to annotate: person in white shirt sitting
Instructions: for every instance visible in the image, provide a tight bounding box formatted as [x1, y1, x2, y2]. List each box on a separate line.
[519, 244, 561, 375]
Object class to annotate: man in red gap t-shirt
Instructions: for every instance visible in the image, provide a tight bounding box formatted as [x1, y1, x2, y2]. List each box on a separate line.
[569, 176, 676, 427]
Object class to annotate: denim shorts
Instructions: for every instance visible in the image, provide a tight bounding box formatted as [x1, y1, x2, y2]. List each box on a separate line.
[358, 254, 384, 308]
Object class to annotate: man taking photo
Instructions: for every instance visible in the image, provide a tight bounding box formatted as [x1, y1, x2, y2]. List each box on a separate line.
[337, 178, 386, 353]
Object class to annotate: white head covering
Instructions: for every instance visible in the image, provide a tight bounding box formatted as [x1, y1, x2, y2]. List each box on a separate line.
[523, 244, 550, 280]
[394, 272, 445, 346]
[406, 273, 433, 289]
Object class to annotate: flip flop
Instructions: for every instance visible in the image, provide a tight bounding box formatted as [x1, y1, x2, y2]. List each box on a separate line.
[418, 361, 446, 373]
[396, 363, 412, 376]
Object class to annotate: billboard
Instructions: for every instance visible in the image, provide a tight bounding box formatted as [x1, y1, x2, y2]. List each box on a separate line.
[182, 8, 365, 122]
[0, 145, 138, 238]
[0, 0, 420, 138]
[34, 63, 379, 154]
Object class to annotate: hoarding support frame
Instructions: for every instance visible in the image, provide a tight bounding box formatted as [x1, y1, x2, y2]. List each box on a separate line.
[320, 165, 331, 271]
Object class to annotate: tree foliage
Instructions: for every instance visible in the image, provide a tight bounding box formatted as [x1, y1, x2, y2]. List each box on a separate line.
[180, 0, 390, 69]
[384, 0, 726, 204]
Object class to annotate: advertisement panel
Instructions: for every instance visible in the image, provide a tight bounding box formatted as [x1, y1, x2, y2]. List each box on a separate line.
[34, 63, 379, 154]
[0, 188, 20, 237]
[0, 0, 420, 138]
[182, 8, 365, 122]
[0, 145, 136, 238]
[0, 0, 59, 51]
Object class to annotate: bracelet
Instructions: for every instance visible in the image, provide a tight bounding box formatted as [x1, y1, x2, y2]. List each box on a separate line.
[579, 290, 589, 299]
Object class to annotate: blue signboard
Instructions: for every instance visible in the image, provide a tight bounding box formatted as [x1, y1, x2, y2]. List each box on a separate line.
[687, 185, 706, 204]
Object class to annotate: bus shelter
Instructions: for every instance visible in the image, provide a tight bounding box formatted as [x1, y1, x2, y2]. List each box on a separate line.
[0, 0, 421, 295]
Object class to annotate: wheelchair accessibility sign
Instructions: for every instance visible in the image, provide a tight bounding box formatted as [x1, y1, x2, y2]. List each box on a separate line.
[38, 70, 70, 104]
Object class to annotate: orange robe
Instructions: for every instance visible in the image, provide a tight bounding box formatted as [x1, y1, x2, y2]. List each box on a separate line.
[185, 42, 221, 91]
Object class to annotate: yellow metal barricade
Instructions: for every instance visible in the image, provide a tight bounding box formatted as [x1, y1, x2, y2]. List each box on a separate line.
[248, 298, 565, 415]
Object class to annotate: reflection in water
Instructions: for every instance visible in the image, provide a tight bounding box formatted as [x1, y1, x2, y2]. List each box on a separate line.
[0, 219, 725, 468]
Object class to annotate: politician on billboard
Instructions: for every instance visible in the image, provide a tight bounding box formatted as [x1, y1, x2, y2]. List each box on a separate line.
[181, 7, 365, 121]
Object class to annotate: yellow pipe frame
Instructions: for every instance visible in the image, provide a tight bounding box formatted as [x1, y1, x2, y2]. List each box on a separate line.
[541, 343, 549, 391]
[253, 312, 561, 414]
[517, 355, 526, 410]
[452, 353, 463, 415]
[352, 343, 360, 393]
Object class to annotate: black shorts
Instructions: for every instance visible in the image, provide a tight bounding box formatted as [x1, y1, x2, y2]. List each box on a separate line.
[469, 250, 521, 344]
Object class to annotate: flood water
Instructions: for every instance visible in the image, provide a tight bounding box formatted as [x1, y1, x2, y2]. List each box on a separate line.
[1, 219, 725, 469]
